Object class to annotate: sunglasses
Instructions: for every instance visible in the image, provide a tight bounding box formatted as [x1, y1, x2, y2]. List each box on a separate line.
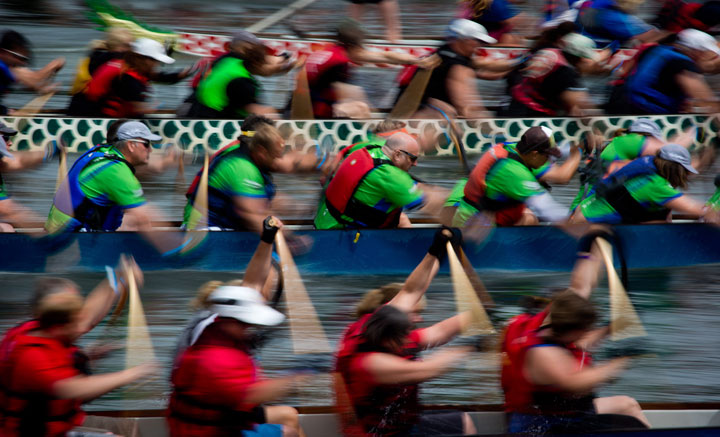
[399, 149, 418, 163]
[133, 139, 152, 148]
[3, 48, 30, 64]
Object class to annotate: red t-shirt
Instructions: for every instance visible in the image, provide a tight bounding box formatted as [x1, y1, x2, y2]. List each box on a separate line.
[168, 335, 263, 437]
[0, 333, 84, 437]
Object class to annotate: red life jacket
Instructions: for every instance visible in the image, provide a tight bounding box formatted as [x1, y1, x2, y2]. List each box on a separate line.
[0, 335, 84, 437]
[168, 332, 261, 436]
[501, 309, 593, 414]
[85, 59, 150, 117]
[335, 313, 424, 435]
[511, 49, 570, 116]
[306, 44, 351, 118]
[464, 144, 509, 206]
[608, 43, 658, 87]
[324, 146, 400, 228]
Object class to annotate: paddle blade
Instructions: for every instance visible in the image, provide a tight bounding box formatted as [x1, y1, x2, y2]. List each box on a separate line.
[290, 66, 314, 120]
[389, 67, 434, 119]
[123, 256, 155, 368]
[14, 92, 55, 117]
[596, 238, 647, 341]
[458, 248, 495, 311]
[186, 150, 209, 231]
[447, 242, 495, 335]
[275, 231, 331, 354]
[54, 142, 67, 192]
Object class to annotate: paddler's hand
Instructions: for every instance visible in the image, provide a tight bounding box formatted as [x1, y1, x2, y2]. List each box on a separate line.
[416, 54, 440, 70]
[261, 216, 283, 243]
[454, 334, 495, 352]
[427, 226, 461, 259]
[603, 337, 652, 359]
[117, 255, 144, 289]
[44, 139, 65, 162]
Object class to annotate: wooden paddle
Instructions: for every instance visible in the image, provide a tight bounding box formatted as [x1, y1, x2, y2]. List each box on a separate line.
[290, 66, 314, 120]
[185, 149, 209, 231]
[595, 238, 647, 341]
[174, 145, 186, 193]
[122, 255, 155, 369]
[447, 242, 495, 335]
[429, 104, 470, 173]
[53, 138, 67, 192]
[389, 66, 435, 119]
[457, 247, 495, 311]
[274, 230, 331, 354]
[13, 92, 56, 133]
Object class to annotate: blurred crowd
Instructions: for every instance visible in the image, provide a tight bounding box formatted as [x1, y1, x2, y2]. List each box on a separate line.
[2, 0, 720, 119]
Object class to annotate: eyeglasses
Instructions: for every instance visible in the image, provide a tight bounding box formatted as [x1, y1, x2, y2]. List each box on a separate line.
[2, 48, 30, 64]
[1, 135, 11, 143]
[399, 149, 418, 163]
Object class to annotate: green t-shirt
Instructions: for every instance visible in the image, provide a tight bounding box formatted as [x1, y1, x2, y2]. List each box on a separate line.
[708, 187, 720, 211]
[182, 148, 270, 227]
[314, 147, 424, 229]
[600, 133, 646, 164]
[579, 173, 682, 223]
[444, 178, 468, 208]
[46, 146, 145, 232]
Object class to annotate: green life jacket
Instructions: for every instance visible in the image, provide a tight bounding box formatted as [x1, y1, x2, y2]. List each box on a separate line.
[196, 56, 259, 117]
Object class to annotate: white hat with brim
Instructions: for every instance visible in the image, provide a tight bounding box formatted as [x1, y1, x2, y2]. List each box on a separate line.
[561, 33, 598, 61]
[658, 144, 698, 174]
[677, 29, 720, 57]
[209, 286, 285, 326]
[131, 38, 175, 64]
[448, 19, 497, 45]
[116, 121, 163, 143]
[629, 118, 664, 140]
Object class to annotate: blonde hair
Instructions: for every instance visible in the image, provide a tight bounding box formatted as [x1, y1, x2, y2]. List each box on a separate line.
[355, 283, 426, 318]
[372, 119, 407, 135]
[615, 0, 644, 12]
[249, 124, 283, 153]
[89, 27, 134, 51]
[463, 0, 492, 17]
[191, 279, 244, 310]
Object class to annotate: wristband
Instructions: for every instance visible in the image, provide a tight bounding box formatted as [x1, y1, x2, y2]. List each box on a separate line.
[105, 266, 119, 296]
[315, 151, 328, 170]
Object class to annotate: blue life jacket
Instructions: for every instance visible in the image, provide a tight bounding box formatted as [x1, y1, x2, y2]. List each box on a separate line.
[594, 156, 669, 223]
[625, 45, 695, 114]
[52, 146, 135, 231]
[186, 143, 276, 230]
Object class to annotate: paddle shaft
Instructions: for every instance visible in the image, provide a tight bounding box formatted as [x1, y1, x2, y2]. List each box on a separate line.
[290, 66, 314, 120]
[389, 66, 435, 119]
[246, 0, 320, 33]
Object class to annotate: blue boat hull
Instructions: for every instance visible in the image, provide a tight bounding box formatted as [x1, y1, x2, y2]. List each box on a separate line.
[1, 223, 719, 274]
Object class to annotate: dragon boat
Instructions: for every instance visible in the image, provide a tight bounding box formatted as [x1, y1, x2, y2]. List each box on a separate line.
[82, 404, 720, 436]
[0, 114, 714, 155]
[3, 223, 719, 274]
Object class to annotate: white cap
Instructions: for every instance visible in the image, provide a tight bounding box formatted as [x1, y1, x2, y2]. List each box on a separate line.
[629, 118, 663, 140]
[131, 38, 175, 64]
[658, 144, 698, 174]
[447, 19, 497, 44]
[677, 29, 720, 56]
[561, 33, 598, 60]
[116, 121, 162, 142]
[208, 286, 285, 326]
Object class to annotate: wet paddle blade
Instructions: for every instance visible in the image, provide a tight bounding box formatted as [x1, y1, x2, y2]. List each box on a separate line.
[596, 238, 647, 341]
[447, 242, 495, 335]
[123, 256, 155, 368]
[275, 231, 331, 354]
[458, 247, 495, 311]
[290, 66, 314, 120]
[389, 67, 434, 119]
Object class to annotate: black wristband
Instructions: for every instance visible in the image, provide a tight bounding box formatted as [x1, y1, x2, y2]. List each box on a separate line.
[427, 226, 454, 258]
[577, 229, 614, 254]
[261, 217, 279, 244]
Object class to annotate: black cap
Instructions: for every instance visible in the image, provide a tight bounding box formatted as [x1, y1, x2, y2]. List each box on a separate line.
[516, 126, 560, 158]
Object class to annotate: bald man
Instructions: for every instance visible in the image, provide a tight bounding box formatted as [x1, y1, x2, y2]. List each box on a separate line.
[315, 132, 446, 229]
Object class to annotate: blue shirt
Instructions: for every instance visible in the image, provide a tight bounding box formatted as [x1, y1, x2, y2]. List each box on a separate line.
[0, 59, 16, 115]
[576, 0, 653, 44]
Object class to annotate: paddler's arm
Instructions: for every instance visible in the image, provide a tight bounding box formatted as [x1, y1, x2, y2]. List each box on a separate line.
[233, 196, 270, 234]
[241, 216, 281, 292]
[666, 195, 720, 222]
[347, 47, 440, 68]
[539, 143, 581, 185]
[254, 54, 306, 77]
[388, 227, 457, 312]
[362, 347, 469, 385]
[119, 205, 155, 231]
[0, 140, 62, 172]
[271, 150, 333, 174]
[526, 346, 629, 393]
[524, 192, 568, 223]
[11, 57, 64, 91]
[418, 311, 473, 348]
[447, 64, 487, 118]
[78, 257, 143, 334]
